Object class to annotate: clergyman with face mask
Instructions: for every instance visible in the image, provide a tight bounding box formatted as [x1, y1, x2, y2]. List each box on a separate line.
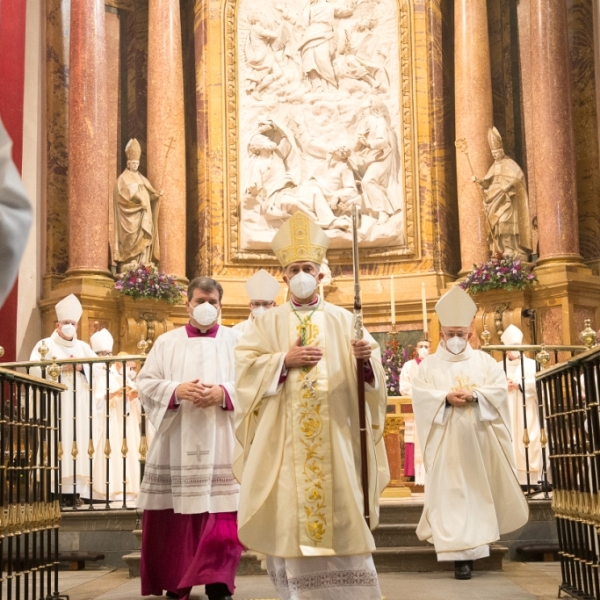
[29, 293, 97, 503]
[411, 286, 529, 581]
[135, 277, 244, 600]
[233, 268, 280, 334]
[234, 212, 390, 600]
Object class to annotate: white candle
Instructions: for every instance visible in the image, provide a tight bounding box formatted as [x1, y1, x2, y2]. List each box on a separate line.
[421, 281, 428, 334]
[390, 275, 396, 325]
[319, 281, 324, 300]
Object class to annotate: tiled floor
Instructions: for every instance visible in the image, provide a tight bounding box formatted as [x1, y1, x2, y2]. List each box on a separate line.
[37, 561, 563, 600]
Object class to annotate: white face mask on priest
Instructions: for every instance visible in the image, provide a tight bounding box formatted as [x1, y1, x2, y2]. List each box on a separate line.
[441, 326, 472, 355]
[283, 261, 323, 302]
[186, 283, 222, 330]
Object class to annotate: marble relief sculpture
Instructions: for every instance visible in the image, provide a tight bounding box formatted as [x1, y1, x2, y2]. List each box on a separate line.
[238, 0, 405, 250]
[113, 139, 161, 272]
[473, 127, 532, 261]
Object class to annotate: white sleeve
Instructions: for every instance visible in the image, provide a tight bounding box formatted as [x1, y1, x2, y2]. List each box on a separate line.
[263, 354, 287, 397]
[477, 392, 499, 421]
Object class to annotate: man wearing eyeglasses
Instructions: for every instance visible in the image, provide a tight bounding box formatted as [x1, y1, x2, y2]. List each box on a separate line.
[233, 268, 280, 334]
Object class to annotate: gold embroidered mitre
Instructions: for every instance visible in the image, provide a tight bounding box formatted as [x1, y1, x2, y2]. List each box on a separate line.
[125, 138, 142, 161]
[271, 212, 330, 267]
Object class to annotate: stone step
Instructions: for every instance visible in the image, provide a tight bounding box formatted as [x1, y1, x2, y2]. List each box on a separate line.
[378, 500, 424, 524]
[373, 544, 508, 573]
[372, 523, 428, 547]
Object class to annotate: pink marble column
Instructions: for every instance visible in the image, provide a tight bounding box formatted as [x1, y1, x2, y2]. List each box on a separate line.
[454, 0, 494, 272]
[67, 0, 109, 275]
[147, 0, 187, 279]
[530, 0, 581, 264]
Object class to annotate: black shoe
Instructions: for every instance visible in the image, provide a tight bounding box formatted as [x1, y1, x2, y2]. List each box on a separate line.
[165, 592, 178, 599]
[206, 582, 233, 600]
[454, 560, 472, 580]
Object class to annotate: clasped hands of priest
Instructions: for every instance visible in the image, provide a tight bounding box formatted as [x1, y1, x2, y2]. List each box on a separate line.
[175, 379, 224, 408]
[283, 336, 372, 369]
[445, 389, 477, 407]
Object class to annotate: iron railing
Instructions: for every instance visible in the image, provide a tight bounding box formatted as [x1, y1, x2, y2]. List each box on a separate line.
[0, 366, 67, 600]
[537, 345, 600, 599]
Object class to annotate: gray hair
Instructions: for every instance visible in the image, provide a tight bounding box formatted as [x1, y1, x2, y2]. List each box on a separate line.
[187, 276, 224, 302]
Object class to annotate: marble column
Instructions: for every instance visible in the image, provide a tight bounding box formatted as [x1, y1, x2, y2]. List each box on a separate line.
[67, 0, 110, 275]
[454, 0, 494, 273]
[530, 0, 581, 264]
[147, 0, 187, 280]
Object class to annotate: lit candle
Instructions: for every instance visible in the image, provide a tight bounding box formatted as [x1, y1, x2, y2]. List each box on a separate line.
[319, 281, 325, 300]
[421, 281, 428, 334]
[390, 275, 396, 325]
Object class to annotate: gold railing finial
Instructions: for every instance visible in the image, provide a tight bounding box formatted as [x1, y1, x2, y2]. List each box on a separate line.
[579, 319, 597, 349]
[47, 357, 60, 381]
[137, 336, 150, 355]
[38, 339, 49, 361]
[536, 344, 550, 370]
[480, 325, 492, 347]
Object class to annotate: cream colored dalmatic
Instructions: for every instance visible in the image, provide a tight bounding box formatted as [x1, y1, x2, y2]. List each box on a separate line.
[136, 326, 241, 514]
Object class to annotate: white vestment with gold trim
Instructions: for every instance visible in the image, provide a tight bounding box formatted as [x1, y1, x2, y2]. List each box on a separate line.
[412, 344, 529, 561]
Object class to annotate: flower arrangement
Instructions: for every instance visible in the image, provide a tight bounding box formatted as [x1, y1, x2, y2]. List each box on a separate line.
[460, 253, 537, 295]
[114, 263, 185, 305]
[381, 338, 410, 396]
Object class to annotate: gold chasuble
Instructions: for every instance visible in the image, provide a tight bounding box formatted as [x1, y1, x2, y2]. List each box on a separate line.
[233, 300, 390, 558]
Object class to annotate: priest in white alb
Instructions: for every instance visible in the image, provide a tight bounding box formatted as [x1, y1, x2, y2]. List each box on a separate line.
[500, 324, 542, 487]
[136, 277, 243, 600]
[233, 268, 280, 334]
[412, 286, 529, 580]
[234, 212, 389, 600]
[30, 293, 97, 502]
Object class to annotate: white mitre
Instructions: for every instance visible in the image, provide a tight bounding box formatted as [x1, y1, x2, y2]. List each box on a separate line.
[501, 324, 523, 346]
[55, 293, 83, 323]
[90, 328, 114, 353]
[246, 269, 280, 302]
[435, 286, 477, 327]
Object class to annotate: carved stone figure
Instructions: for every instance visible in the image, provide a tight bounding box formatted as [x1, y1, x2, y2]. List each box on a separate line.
[352, 98, 401, 224]
[474, 127, 532, 261]
[113, 139, 161, 271]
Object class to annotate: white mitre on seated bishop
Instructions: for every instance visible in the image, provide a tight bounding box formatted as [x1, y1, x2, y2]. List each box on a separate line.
[500, 324, 523, 346]
[55, 293, 83, 323]
[246, 269, 280, 302]
[435, 285, 477, 327]
[270, 212, 330, 267]
[90, 328, 114, 354]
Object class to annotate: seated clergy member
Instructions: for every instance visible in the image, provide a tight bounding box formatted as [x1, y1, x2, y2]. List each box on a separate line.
[233, 268, 280, 334]
[30, 294, 97, 501]
[412, 286, 529, 581]
[234, 212, 390, 600]
[500, 324, 542, 487]
[136, 277, 243, 600]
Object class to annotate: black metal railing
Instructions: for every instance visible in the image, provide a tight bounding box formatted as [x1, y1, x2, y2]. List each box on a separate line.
[0, 366, 67, 600]
[1, 354, 148, 512]
[537, 345, 600, 599]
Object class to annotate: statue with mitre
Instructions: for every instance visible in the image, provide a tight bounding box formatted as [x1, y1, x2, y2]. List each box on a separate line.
[113, 139, 161, 272]
[473, 127, 532, 261]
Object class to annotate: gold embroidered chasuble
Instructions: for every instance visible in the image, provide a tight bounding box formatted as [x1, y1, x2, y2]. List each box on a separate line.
[234, 300, 390, 558]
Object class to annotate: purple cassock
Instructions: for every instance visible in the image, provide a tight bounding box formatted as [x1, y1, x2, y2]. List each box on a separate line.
[140, 323, 244, 600]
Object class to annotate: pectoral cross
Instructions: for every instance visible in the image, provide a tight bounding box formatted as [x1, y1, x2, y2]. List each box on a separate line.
[187, 444, 209, 462]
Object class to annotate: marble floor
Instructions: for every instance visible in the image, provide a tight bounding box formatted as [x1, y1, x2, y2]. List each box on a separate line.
[27, 561, 563, 600]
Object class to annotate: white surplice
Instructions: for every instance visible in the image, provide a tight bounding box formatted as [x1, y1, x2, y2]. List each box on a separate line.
[505, 355, 542, 485]
[412, 344, 529, 561]
[30, 331, 98, 496]
[136, 325, 240, 514]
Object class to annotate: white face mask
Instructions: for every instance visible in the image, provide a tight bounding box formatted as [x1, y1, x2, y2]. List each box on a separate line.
[445, 336, 467, 355]
[417, 347, 429, 359]
[60, 323, 76, 339]
[289, 272, 318, 299]
[252, 306, 267, 318]
[192, 302, 218, 327]
[126, 368, 137, 380]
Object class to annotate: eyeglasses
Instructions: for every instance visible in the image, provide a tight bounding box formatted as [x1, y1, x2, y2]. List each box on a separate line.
[250, 301, 274, 308]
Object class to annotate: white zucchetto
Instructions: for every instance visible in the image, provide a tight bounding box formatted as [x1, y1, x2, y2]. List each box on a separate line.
[55, 293, 83, 323]
[90, 328, 114, 353]
[435, 286, 477, 327]
[245, 269, 280, 302]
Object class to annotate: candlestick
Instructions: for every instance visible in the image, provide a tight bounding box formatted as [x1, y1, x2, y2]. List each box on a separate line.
[390, 275, 395, 325]
[421, 281, 428, 334]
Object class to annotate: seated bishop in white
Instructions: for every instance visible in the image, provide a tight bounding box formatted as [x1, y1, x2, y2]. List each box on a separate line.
[412, 286, 528, 579]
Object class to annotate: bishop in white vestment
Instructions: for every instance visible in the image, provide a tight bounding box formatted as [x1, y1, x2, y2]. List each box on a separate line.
[234, 213, 389, 600]
[30, 294, 97, 500]
[500, 325, 542, 486]
[232, 268, 280, 334]
[136, 277, 243, 600]
[412, 286, 529, 580]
